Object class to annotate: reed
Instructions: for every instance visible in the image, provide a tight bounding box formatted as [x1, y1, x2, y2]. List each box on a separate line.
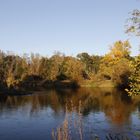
[52, 101, 132, 140]
[52, 100, 84, 140]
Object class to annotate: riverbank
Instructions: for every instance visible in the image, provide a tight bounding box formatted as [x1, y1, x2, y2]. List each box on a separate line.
[79, 80, 115, 88]
[19, 79, 116, 90]
[0, 80, 118, 95]
[0, 79, 125, 96]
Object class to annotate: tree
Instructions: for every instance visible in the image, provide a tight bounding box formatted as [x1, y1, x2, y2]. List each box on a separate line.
[91, 55, 102, 74]
[60, 56, 84, 81]
[28, 53, 41, 75]
[126, 9, 140, 36]
[111, 58, 131, 87]
[125, 9, 140, 95]
[77, 53, 93, 74]
[126, 56, 140, 95]
[0, 51, 6, 86]
[77, 53, 102, 79]
[47, 54, 64, 80]
[99, 40, 131, 86]
[38, 57, 48, 79]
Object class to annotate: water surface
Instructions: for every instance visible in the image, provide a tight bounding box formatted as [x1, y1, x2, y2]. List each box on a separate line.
[0, 88, 140, 140]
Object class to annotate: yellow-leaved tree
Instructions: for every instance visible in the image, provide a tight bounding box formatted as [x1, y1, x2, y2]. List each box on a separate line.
[99, 40, 132, 87]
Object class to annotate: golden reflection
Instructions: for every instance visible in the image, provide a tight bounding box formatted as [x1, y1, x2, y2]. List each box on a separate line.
[0, 88, 140, 125]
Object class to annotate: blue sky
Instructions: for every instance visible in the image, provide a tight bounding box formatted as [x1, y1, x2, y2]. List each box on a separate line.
[0, 0, 139, 56]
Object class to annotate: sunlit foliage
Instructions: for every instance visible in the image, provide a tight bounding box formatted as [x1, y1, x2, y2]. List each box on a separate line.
[125, 9, 140, 95]
[99, 40, 132, 87]
[126, 55, 140, 95]
[0, 39, 138, 94]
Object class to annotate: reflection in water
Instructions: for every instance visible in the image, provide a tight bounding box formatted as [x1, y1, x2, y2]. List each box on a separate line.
[0, 88, 140, 139]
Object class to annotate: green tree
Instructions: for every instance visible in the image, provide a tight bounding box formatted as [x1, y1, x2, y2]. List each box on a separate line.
[77, 53, 101, 79]
[77, 53, 93, 74]
[91, 55, 102, 74]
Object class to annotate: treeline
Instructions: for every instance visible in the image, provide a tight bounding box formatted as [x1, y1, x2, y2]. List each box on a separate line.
[0, 40, 139, 94]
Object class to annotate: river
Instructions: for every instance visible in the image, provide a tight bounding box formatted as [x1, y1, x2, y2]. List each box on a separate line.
[0, 88, 140, 140]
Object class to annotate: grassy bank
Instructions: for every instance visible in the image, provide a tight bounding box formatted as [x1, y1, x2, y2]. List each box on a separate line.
[80, 80, 116, 88]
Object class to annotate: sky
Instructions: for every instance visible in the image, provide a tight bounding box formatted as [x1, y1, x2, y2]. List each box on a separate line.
[0, 0, 139, 57]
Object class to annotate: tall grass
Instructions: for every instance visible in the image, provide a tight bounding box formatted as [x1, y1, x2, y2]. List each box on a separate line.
[52, 100, 133, 140]
[52, 100, 84, 140]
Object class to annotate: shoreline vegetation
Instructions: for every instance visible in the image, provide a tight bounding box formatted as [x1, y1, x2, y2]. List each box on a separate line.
[0, 40, 139, 95]
[0, 79, 115, 95]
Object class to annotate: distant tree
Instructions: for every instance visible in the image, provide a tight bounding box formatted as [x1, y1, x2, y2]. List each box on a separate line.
[46, 54, 64, 80]
[77, 53, 101, 79]
[61, 56, 84, 81]
[91, 55, 102, 74]
[110, 41, 131, 59]
[38, 57, 48, 79]
[0, 51, 5, 85]
[77, 53, 93, 73]
[28, 53, 41, 75]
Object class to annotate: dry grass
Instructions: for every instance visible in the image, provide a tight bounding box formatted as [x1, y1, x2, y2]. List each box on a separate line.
[52, 101, 133, 140]
[52, 101, 83, 140]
